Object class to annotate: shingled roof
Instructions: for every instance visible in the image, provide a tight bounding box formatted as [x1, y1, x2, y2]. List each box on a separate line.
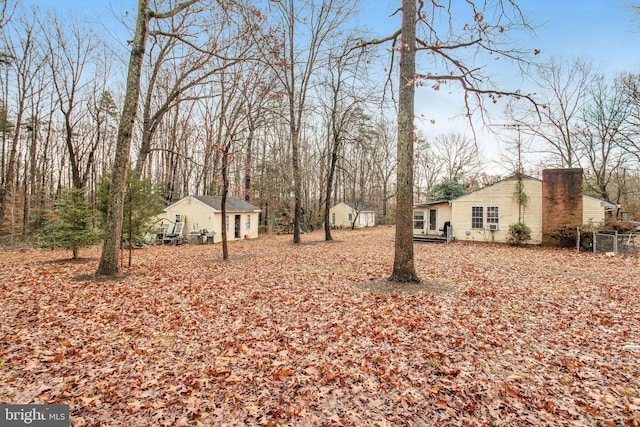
[190, 195, 261, 212]
[343, 202, 375, 212]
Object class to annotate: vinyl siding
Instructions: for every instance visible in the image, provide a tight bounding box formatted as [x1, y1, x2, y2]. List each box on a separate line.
[450, 178, 543, 244]
[329, 203, 375, 228]
[583, 196, 609, 225]
[162, 196, 260, 242]
[412, 203, 452, 235]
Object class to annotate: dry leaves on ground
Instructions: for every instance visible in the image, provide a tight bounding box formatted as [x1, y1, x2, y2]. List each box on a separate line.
[1, 227, 639, 426]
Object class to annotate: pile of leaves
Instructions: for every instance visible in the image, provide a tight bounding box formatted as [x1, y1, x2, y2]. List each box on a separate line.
[1, 227, 639, 426]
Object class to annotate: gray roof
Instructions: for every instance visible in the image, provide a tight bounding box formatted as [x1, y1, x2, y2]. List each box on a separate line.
[414, 200, 451, 208]
[343, 202, 375, 212]
[191, 195, 261, 212]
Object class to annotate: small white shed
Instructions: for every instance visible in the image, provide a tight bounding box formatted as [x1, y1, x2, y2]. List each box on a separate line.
[329, 202, 376, 229]
[161, 195, 261, 243]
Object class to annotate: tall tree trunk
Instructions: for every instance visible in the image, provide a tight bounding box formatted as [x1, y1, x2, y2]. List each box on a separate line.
[324, 145, 338, 241]
[390, 0, 419, 283]
[97, 0, 150, 275]
[221, 140, 231, 261]
[63, 111, 83, 189]
[292, 125, 302, 244]
[0, 104, 24, 233]
[133, 131, 153, 180]
[287, 0, 302, 245]
[97, 0, 198, 274]
[244, 125, 254, 202]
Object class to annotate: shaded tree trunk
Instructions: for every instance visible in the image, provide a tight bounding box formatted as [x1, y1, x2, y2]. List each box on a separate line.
[390, 0, 419, 283]
[97, 0, 150, 275]
[292, 124, 302, 244]
[97, 0, 199, 275]
[244, 124, 254, 202]
[0, 99, 23, 233]
[324, 147, 338, 241]
[221, 143, 230, 261]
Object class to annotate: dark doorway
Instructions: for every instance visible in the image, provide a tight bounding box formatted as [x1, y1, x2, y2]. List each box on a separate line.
[234, 215, 241, 239]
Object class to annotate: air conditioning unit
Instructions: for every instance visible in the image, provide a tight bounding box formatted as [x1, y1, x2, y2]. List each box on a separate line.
[487, 223, 499, 231]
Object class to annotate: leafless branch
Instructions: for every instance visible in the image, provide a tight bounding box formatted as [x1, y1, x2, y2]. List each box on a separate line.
[149, 0, 202, 20]
[354, 29, 401, 51]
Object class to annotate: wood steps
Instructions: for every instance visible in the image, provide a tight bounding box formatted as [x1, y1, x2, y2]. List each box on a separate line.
[413, 235, 447, 244]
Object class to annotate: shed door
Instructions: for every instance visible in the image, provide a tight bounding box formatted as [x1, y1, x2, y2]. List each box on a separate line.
[428, 209, 437, 232]
[234, 215, 241, 238]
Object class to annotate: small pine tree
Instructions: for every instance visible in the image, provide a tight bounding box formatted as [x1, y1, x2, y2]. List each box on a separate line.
[427, 180, 468, 201]
[97, 171, 162, 265]
[40, 188, 99, 259]
[507, 222, 532, 246]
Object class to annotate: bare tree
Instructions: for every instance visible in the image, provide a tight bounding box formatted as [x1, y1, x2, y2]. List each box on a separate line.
[320, 35, 368, 241]
[578, 75, 631, 203]
[97, 0, 200, 276]
[258, 0, 356, 244]
[0, 8, 46, 233]
[43, 15, 106, 190]
[240, 65, 276, 203]
[619, 74, 640, 166]
[360, 0, 536, 282]
[433, 132, 483, 184]
[212, 63, 249, 261]
[132, 2, 246, 180]
[0, 0, 17, 46]
[511, 57, 594, 168]
[368, 116, 396, 221]
[413, 135, 439, 202]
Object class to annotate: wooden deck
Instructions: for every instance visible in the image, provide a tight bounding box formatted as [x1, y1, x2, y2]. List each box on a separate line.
[413, 234, 447, 244]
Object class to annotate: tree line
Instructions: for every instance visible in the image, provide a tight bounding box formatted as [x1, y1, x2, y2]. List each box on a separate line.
[0, 0, 399, 246]
[0, 0, 639, 280]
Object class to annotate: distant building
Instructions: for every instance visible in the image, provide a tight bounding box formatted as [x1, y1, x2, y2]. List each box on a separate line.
[329, 202, 376, 229]
[161, 195, 261, 243]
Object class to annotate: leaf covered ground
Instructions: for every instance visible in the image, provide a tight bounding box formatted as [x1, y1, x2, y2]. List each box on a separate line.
[1, 227, 639, 426]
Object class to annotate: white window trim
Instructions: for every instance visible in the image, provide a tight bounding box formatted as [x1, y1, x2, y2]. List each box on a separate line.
[486, 206, 500, 230]
[413, 211, 425, 230]
[472, 206, 500, 230]
[471, 206, 484, 229]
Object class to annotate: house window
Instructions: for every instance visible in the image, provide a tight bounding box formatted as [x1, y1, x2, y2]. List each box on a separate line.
[225, 215, 229, 231]
[331, 212, 336, 226]
[486, 206, 499, 230]
[471, 206, 484, 229]
[246, 214, 251, 231]
[413, 211, 425, 229]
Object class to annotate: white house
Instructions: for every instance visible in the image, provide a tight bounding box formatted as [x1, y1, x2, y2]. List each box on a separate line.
[413, 200, 452, 236]
[413, 174, 616, 244]
[160, 195, 261, 243]
[329, 202, 376, 229]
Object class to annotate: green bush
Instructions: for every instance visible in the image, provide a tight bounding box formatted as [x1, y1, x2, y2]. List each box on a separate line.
[427, 180, 468, 201]
[507, 222, 531, 246]
[97, 171, 162, 246]
[39, 188, 100, 259]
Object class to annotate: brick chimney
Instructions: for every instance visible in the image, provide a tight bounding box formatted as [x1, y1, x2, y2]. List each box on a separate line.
[541, 168, 583, 247]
